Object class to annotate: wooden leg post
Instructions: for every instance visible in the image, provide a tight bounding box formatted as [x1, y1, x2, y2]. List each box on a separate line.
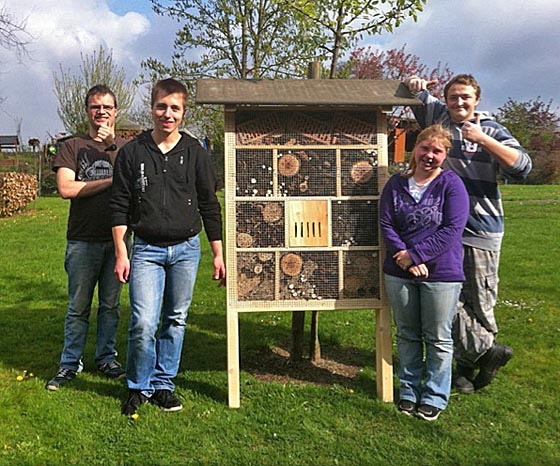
[376, 306, 393, 402]
[227, 308, 240, 408]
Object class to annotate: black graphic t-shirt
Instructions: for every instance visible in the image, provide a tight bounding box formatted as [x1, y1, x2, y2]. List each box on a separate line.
[53, 135, 127, 241]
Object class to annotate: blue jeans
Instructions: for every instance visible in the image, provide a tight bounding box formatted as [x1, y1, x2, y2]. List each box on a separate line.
[127, 235, 200, 396]
[384, 274, 461, 410]
[60, 240, 122, 371]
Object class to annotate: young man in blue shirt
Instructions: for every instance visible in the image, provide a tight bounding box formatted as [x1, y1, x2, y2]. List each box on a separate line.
[402, 74, 532, 393]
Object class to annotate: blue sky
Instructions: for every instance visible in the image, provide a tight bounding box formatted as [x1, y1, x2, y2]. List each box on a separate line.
[108, 0, 154, 16]
[0, 0, 558, 143]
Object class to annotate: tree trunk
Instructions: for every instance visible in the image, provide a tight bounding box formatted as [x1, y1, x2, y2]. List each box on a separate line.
[290, 312, 306, 361]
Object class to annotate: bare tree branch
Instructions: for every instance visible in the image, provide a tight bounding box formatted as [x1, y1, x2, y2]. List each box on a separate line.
[0, 3, 33, 61]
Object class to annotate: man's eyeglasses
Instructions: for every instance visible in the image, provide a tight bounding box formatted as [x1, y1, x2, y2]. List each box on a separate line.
[88, 105, 115, 112]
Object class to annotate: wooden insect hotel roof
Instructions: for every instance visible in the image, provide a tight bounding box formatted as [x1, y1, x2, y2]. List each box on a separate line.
[195, 78, 421, 107]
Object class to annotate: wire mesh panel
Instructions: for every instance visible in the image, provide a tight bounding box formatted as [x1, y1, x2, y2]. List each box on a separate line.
[332, 200, 379, 247]
[341, 149, 379, 196]
[236, 252, 276, 301]
[236, 149, 274, 197]
[236, 201, 285, 248]
[235, 111, 378, 146]
[236, 112, 283, 145]
[279, 251, 339, 300]
[332, 113, 378, 145]
[278, 149, 336, 197]
[342, 251, 380, 299]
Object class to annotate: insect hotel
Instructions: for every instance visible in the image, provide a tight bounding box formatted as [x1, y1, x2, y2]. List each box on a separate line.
[196, 79, 419, 407]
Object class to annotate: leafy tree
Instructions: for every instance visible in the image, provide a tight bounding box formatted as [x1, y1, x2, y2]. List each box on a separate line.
[494, 97, 559, 151]
[53, 46, 137, 136]
[340, 44, 452, 100]
[494, 97, 560, 185]
[141, 0, 323, 141]
[285, 0, 427, 78]
[141, 0, 321, 186]
[146, 0, 320, 81]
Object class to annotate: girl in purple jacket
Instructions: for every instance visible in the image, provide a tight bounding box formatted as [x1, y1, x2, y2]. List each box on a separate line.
[380, 124, 469, 421]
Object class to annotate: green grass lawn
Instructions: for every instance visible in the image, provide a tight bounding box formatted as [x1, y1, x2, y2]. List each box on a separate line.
[0, 186, 559, 466]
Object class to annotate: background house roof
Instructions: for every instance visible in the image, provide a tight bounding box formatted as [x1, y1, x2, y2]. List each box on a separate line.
[0, 135, 20, 148]
[195, 79, 421, 107]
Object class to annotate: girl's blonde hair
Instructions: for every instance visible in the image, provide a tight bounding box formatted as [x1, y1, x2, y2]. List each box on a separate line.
[403, 124, 452, 178]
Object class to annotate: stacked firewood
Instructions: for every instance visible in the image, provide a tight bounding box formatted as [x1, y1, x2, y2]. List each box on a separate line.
[0, 172, 38, 217]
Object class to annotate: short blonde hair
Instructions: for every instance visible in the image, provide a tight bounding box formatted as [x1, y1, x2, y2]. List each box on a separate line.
[404, 124, 452, 178]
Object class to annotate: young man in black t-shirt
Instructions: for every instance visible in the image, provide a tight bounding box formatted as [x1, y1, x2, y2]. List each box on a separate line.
[46, 85, 128, 391]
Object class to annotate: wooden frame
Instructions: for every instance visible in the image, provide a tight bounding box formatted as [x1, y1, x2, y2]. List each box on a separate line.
[224, 105, 393, 407]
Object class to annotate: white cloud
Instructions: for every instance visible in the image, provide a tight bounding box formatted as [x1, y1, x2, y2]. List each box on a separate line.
[0, 0, 154, 141]
[366, 0, 560, 112]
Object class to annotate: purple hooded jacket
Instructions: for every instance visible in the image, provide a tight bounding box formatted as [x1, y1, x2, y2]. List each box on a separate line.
[379, 169, 469, 282]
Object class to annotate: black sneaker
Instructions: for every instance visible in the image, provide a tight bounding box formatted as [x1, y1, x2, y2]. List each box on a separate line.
[473, 344, 513, 390]
[416, 404, 441, 421]
[121, 390, 149, 416]
[397, 399, 416, 416]
[98, 360, 126, 380]
[45, 367, 77, 391]
[150, 389, 183, 412]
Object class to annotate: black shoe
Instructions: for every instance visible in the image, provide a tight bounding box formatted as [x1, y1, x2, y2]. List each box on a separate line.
[121, 390, 149, 415]
[453, 364, 475, 394]
[416, 404, 441, 421]
[150, 389, 183, 412]
[453, 375, 475, 394]
[456, 364, 475, 380]
[45, 367, 77, 391]
[473, 344, 513, 390]
[397, 399, 416, 416]
[98, 360, 126, 380]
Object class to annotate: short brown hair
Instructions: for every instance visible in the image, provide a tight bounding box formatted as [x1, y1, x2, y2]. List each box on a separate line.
[151, 78, 188, 109]
[404, 124, 452, 178]
[85, 84, 117, 108]
[444, 74, 481, 100]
